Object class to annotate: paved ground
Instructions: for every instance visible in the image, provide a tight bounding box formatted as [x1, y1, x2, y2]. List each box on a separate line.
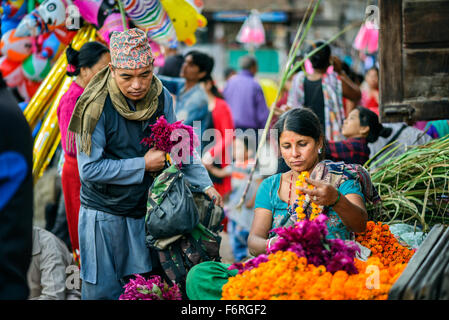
[219, 231, 236, 264]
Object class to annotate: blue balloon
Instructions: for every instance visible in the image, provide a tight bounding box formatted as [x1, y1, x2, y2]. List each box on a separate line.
[32, 120, 42, 138]
[18, 101, 28, 112]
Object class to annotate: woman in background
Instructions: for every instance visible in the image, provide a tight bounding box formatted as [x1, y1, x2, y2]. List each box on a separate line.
[57, 42, 110, 261]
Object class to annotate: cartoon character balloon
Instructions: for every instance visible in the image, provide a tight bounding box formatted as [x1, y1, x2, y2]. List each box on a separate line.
[98, 13, 128, 45]
[149, 40, 165, 67]
[186, 0, 204, 13]
[22, 53, 52, 82]
[0, 56, 26, 87]
[160, 0, 207, 46]
[122, 0, 177, 46]
[0, 29, 33, 62]
[15, 0, 71, 37]
[1, 0, 28, 35]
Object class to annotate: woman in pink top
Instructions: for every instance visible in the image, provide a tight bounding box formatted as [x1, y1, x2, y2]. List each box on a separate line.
[57, 42, 110, 261]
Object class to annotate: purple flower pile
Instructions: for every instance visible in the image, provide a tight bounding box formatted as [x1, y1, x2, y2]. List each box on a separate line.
[119, 274, 182, 300]
[141, 116, 199, 166]
[229, 214, 360, 275]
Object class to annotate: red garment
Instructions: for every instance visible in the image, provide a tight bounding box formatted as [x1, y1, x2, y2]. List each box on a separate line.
[61, 154, 81, 254]
[361, 89, 379, 115]
[57, 82, 84, 157]
[209, 97, 234, 197]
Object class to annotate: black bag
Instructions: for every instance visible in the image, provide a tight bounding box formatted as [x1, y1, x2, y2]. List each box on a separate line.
[145, 164, 199, 240]
[146, 190, 225, 296]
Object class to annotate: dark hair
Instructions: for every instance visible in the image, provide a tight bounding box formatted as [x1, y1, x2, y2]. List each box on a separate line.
[66, 41, 109, 76]
[239, 55, 257, 70]
[366, 66, 379, 76]
[274, 108, 325, 160]
[203, 75, 224, 99]
[356, 106, 392, 142]
[224, 67, 236, 79]
[307, 41, 331, 70]
[185, 50, 214, 82]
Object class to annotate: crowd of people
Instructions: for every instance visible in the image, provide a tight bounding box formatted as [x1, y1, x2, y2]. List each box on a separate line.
[1, 28, 447, 300]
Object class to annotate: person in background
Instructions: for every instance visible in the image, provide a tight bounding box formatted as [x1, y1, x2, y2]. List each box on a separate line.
[202, 135, 262, 262]
[224, 67, 236, 82]
[27, 226, 81, 300]
[341, 62, 364, 117]
[57, 41, 110, 263]
[158, 43, 184, 77]
[67, 29, 220, 300]
[158, 50, 213, 141]
[325, 107, 392, 165]
[0, 74, 34, 300]
[423, 120, 449, 140]
[360, 67, 379, 116]
[223, 55, 269, 141]
[368, 121, 432, 169]
[201, 75, 235, 200]
[287, 41, 361, 142]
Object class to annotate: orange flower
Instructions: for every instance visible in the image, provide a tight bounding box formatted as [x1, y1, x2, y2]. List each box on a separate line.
[221, 251, 408, 300]
[355, 221, 415, 267]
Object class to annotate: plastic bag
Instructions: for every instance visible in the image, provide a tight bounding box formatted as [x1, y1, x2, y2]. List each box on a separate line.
[236, 9, 265, 46]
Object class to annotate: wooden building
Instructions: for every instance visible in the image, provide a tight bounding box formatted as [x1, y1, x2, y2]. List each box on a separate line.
[379, 0, 449, 123]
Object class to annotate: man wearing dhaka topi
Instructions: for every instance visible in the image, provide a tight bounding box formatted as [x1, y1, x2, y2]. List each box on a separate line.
[67, 28, 222, 300]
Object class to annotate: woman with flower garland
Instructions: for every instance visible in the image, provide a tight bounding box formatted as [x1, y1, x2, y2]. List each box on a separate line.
[185, 108, 380, 300]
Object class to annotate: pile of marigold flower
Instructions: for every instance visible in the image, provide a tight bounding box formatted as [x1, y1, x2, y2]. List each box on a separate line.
[355, 221, 415, 266]
[222, 251, 407, 300]
[222, 189, 416, 299]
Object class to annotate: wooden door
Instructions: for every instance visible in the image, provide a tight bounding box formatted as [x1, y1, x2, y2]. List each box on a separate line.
[378, 0, 449, 123]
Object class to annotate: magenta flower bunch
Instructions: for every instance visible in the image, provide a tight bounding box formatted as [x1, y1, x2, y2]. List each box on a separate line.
[119, 274, 182, 300]
[141, 116, 199, 166]
[229, 214, 360, 275]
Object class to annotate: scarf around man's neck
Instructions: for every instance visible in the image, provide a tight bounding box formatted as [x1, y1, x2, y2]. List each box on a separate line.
[67, 65, 163, 156]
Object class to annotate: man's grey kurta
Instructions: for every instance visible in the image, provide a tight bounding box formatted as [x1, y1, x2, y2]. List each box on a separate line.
[77, 87, 212, 299]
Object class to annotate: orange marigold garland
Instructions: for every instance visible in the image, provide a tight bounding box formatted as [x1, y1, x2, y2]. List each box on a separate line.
[294, 171, 322, 221]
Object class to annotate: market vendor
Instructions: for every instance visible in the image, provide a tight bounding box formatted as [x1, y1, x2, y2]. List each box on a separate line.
[67, 28, 222, 300]
[186, 108, 380, 299]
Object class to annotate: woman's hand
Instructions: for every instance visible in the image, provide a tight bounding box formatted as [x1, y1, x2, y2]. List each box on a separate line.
[297, 177, 339, 206]
[298, 177, 368, 233]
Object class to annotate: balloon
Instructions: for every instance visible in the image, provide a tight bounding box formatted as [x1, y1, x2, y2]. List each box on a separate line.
[0, 29, 33, 62]
[22, 53, 52, 82]
[122, 0, 177, 46]
[0, 56, 25, 87]
[73, 0, 119, 30]
[15, 0, 70, 37]
[41, 32, 61, 59]
[53, 26, 78, 45]
[186, 0, 204, 13]
[18, 101, 28, 112]
[17, 78, 42, 102]
[149, 40, 165, 67]
[160, 0, 207, 46]
[98, 13, 129, 45]
[258, 78, 278, 108]
[1, 0, 28, 34]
